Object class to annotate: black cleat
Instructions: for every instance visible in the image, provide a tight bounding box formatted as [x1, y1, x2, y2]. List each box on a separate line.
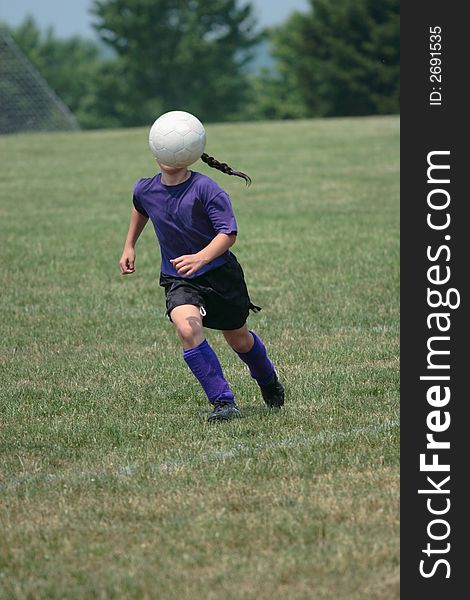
[259, 372, 285, 408]
[208, 401, 242, 422]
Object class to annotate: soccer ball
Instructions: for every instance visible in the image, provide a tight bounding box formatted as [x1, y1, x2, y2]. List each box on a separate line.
[148, 110, 206, 168]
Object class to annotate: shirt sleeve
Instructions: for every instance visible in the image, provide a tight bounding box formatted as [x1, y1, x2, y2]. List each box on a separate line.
[132, 182, 149, 218]
[202, 191, 238, 235]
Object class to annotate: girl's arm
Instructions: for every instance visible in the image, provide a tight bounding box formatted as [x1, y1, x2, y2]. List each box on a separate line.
[170, 232, 236, 278]
[119, 208, 149, 275]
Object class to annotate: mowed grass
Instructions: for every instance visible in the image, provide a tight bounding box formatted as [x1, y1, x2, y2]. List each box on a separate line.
[0, 116, 399, 599]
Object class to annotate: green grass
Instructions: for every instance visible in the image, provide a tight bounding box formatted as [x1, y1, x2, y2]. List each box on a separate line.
[0, 116, 399, 599]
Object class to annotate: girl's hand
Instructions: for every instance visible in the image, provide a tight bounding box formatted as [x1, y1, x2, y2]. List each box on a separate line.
[170, 253, 207, 278]
[119, 247, 136, 275]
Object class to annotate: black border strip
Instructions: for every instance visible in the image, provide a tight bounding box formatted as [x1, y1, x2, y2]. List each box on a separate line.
[401, 2, 467, 597]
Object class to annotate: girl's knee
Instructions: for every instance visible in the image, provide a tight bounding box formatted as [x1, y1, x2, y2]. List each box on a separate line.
[170, 306, 204, 349]
[175, 318, 204, 348]
[177, 325, 199, 345]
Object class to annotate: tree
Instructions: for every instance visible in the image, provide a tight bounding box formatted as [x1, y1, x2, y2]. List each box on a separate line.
[243, 67, 309, 121]
[271, 0, 399, 117]
[90, 0, 261, 124]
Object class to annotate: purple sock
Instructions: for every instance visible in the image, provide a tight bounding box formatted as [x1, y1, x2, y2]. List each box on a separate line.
[236, 331, 275, 386]
[183, 340, 235, 405]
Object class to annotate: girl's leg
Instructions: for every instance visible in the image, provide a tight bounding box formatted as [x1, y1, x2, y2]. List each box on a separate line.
[170, 305, 238, 415]
[223, 324, 284, 407]
[223, 324, 274, 384]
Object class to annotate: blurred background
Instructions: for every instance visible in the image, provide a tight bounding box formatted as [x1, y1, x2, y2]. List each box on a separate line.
[0, 0, 399, 133]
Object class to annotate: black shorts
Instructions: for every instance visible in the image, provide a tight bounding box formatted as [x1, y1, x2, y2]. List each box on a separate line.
[159, 253, 261, 330]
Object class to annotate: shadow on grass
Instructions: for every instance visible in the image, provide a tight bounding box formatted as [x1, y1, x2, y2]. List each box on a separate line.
[196, 403, 284, 422]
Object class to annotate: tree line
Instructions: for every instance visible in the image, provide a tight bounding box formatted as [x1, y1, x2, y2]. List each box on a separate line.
[5, 0, 399, 129]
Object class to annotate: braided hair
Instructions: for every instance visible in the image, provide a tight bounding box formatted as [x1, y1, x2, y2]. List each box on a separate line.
[200, 153, 251, 186]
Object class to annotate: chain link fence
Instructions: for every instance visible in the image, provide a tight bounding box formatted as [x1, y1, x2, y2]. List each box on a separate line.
[0, 26, 79, 134]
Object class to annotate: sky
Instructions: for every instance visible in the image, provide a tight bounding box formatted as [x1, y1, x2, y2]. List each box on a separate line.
[0, 0, 310, 38]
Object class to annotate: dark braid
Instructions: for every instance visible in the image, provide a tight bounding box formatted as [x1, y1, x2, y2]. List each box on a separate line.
[201, 153, 251, 186]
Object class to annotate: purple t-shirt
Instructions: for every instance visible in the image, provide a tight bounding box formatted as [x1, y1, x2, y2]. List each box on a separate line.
[132, 171, 237, 278]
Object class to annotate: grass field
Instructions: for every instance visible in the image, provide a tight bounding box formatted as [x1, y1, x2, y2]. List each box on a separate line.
[0, 116, 399, 599]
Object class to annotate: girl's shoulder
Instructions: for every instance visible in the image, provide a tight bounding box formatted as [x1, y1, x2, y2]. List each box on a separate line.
[134, 173, 161, 196]
[192, 171, 226, 199]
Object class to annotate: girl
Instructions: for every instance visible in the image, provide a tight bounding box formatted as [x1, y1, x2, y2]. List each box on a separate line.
[119, 150, 284, 422]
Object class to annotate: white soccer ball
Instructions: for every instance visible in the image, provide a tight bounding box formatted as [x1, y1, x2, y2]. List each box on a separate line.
[148, 110, 206, 167]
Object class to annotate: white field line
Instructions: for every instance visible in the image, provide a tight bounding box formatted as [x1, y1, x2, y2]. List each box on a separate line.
[1, 420, 399, 491]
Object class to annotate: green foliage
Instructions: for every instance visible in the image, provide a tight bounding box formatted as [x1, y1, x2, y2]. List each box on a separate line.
[269, 0, 400, 117]
[243, 66, 309, 121]
[91, 0, 261, 123]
